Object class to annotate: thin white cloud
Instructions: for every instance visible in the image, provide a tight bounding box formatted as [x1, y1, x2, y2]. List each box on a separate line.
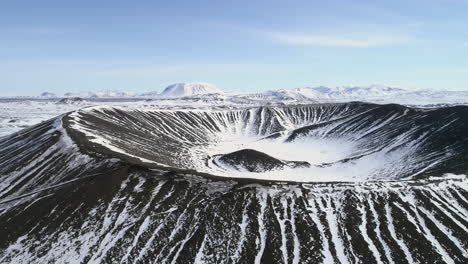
[266, 32, 410, 47]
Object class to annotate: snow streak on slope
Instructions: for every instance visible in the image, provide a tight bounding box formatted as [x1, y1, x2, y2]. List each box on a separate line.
[0, 168, 466, 263]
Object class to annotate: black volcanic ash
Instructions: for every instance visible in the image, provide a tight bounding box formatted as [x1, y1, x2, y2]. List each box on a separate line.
[213, 149, 310, 172]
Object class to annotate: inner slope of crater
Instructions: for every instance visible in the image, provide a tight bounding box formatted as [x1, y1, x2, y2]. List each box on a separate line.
[66, 103, 468, 182]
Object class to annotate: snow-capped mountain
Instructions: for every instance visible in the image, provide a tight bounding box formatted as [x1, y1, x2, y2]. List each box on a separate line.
[158, 82, 224, 98]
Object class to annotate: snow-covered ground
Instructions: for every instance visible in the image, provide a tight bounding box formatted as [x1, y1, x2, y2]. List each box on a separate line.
[0, 99, 83, 137]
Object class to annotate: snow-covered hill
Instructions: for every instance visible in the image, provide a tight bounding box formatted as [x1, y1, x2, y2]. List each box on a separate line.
[158, 82, 224, 98]
[138, 91, 160, 98]
[249, 85, 468, 105]
[63, 90, 136, 98]
[259, 85, 407, 101]
[55, 97, 88, 105]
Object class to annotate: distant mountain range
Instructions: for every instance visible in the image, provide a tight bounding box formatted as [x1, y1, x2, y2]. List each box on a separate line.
[35, 82, 468, 104]
[38, 82, 222, 99]
[251, 85, 468, 104]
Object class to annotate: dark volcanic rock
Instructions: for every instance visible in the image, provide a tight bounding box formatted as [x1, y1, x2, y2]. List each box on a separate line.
[217, 149, 285, 172]
[214, 149, 310, 172]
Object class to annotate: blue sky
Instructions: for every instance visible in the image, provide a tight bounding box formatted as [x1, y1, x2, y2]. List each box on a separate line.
[1, 0, 468, 96]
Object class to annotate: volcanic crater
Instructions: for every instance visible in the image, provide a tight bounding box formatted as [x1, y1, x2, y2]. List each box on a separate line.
[0, 102, 467, 263]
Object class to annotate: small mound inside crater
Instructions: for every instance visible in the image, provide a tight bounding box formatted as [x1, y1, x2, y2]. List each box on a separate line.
[213, 149, 310, 173]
